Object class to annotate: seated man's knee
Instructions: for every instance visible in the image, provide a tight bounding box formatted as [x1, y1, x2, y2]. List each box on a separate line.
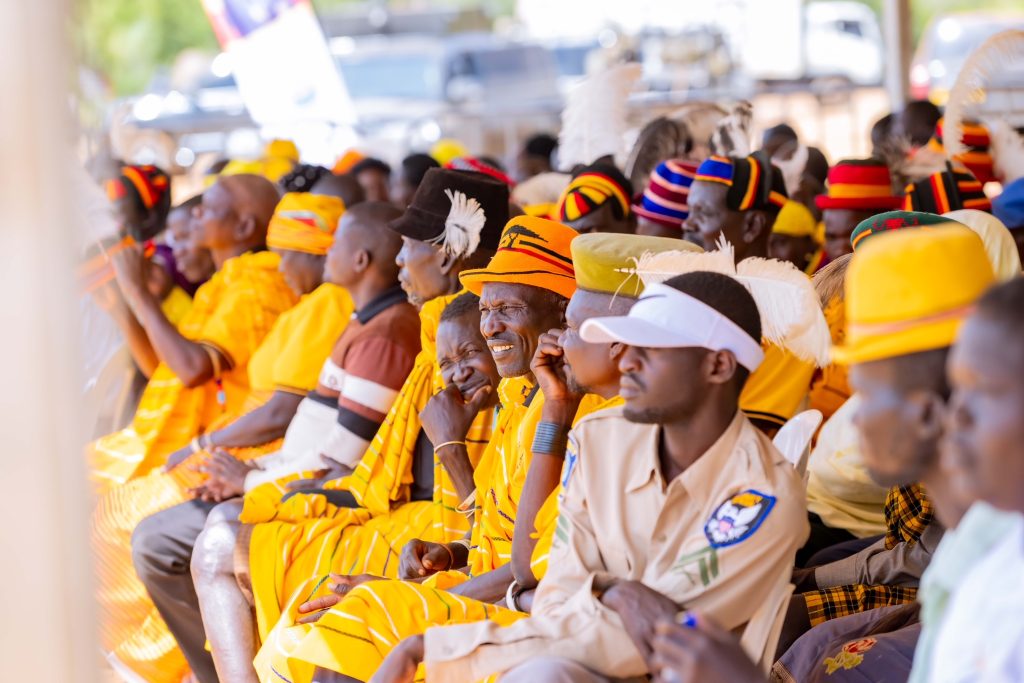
[206, 499, 243, 527]
[191, 520, 237, 583]
[131, 511, 180, 580]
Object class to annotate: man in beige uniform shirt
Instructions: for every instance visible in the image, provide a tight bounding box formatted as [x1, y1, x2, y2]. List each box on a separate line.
[408, 271, 809, 683]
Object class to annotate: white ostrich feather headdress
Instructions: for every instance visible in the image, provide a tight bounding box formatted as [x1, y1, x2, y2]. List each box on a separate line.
[558, 63, 642, 169]
[428, 189, 486, 260]
[943, 29, 1024, 183]
[616, 237, 831, 367]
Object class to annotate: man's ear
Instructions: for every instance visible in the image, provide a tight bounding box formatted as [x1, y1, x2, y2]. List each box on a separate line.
[608, 341, 626, 365]
[706, 349, 739, 386]
[912, 390, 947, 443]
[438, 249, 459, 276]
[741, 211, 768, 246]
[353, 248, 370, 274]
[234, 213, 257, 243]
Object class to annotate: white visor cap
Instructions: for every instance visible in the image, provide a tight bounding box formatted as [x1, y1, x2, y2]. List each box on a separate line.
[579, 283, 765, 371]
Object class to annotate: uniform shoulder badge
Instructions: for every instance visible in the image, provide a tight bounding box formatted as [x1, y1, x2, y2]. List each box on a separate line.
[704, 489, 776, 548]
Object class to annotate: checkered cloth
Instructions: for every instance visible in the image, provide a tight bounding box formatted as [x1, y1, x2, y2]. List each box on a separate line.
[805, 585, 920, 627]
[884, 483, 934, 548]
[803, 485, 932, 625]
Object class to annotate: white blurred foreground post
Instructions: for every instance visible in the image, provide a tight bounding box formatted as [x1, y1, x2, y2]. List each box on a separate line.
[0, 0, 99, 681]
[883, 0, 912, 109]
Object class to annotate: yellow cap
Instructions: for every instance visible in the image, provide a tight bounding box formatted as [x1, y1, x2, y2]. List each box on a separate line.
[431, 138, 469, 167]
[572, 233, 703, 298]
[772, 200, 818, 239]
[832, 225, 995, 365]
[266, 139, 300, 162]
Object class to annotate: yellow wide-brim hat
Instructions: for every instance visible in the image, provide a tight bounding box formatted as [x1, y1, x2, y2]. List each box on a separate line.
[832, 225, 996, 365]
[459, 216, 578, 300]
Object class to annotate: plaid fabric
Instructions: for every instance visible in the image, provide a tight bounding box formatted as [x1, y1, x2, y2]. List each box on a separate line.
[805, 585, 919, 626]
[802, 484, 932, 625]
[884, 483, 934, 549]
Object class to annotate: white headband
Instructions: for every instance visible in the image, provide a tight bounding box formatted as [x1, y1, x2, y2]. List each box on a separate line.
[579, 283, 765, 371]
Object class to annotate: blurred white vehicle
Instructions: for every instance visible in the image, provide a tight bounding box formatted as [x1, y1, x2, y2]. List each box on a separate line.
[910, 11, 1024, 117]
[804, 1, 883, 85]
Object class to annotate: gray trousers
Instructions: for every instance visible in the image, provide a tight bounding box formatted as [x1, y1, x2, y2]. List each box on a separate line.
[501, 657, 643, 682]
[131, 498, 219, 683]
[310, 658, 634, 683]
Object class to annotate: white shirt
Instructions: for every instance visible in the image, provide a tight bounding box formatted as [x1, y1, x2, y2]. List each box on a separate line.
[929, 510, 1024, 682]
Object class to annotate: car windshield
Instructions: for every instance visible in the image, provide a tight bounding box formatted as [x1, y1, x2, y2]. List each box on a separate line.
[551, 45, 596, 77]
[931, 19, 1024, 60]
[335, 53, 443, 100]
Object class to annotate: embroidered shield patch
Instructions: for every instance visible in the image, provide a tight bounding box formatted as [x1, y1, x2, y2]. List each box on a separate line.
[704, 490, 776, 548]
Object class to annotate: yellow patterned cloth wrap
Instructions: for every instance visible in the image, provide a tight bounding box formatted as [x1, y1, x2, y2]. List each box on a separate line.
[91, 278, 352, 683]
[266, 192, 345, 256]
[88, 250, 297, 494]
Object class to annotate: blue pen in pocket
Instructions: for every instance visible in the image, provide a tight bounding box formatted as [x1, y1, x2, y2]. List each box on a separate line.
[676, 610, 697, 628]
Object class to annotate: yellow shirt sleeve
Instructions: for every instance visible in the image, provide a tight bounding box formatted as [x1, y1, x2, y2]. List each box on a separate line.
[246, 284, 354, 395]
[740, 343, 816, 428]
[159, 286, 192, 330]
[195, 261, 296, 371]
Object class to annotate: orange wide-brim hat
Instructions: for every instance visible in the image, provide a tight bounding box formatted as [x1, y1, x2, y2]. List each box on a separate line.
[459, 216, 578, 300]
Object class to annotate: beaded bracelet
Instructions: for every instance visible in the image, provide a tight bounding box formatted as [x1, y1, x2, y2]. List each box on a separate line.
[532, 421, 569, 456]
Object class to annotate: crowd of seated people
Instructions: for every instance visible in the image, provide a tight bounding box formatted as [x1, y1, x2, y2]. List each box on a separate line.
[82, 95, 1024, 683]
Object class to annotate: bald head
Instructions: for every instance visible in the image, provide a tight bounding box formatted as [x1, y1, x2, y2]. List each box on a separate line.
[195, 174, 280, 257]
[324, 201, 404, 289]
[219, 173, 281, 240]
[311, 172, 366, 208]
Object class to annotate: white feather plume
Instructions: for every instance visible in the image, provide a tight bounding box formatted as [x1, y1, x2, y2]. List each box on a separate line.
[558, 63, 642, 169]
[630, 245, 735, 287]
[989, 119, 1024, 184]
[710, 101, 753, 157]
[429, 189, 486, 260]
[620, 237, 831, 366]
[735, 256, 832, 367]
[944, 29, 1024, 159]
[772, 143, 809, 196]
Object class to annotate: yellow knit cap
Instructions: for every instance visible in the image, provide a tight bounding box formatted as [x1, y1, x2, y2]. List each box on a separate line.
[571, 233, 702, 298]
[832, 225, 995, 365]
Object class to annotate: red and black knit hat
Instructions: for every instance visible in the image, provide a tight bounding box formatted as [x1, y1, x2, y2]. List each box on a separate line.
[927, 118, 995, 185]
[557, 162, 633, 222]
[815, 159, 903, 211]
[105, 164, 172, 241]
[903, 163, 992, 214]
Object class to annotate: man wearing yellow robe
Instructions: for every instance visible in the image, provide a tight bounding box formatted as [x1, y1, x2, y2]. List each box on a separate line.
[92, 185, 354, 683]
[88, 174, 298, 493]
[186, 169, 512, 682]
[254, 216, 589, 683]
